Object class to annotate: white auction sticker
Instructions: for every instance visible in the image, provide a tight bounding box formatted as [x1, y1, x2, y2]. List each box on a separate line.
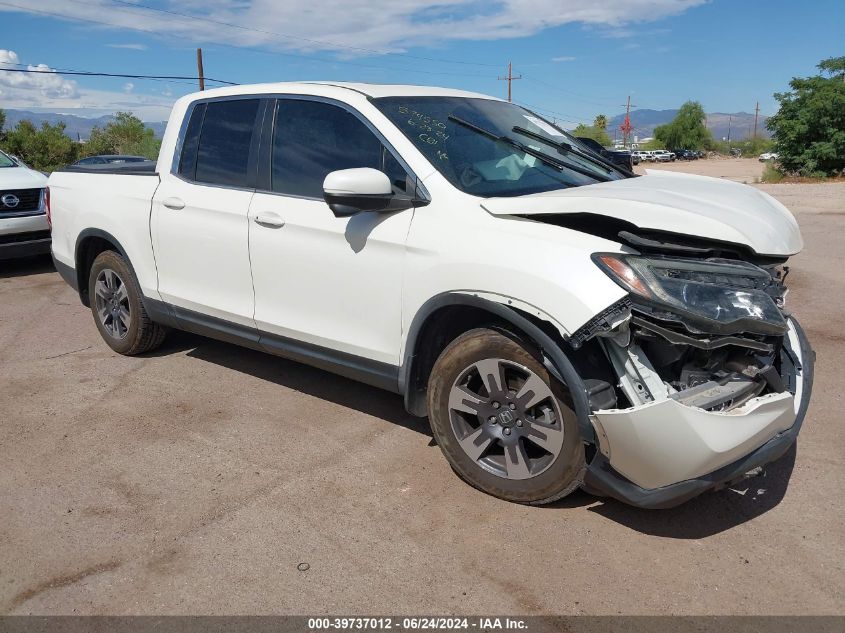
[523, 115, 564, 137]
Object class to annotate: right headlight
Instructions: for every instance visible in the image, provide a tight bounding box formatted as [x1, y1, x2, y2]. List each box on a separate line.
[592, 253, 787, 335]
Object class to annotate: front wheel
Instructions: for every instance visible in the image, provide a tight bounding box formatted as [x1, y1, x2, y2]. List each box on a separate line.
[427, 329, 585, 504]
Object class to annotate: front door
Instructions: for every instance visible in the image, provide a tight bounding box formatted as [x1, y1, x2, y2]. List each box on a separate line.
[248, 97, 414, 369]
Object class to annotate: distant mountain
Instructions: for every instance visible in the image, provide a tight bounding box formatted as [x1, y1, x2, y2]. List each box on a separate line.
[2, 106, 769, 144]
[1, 109, 167, 140]
[607, 109, 770, 142]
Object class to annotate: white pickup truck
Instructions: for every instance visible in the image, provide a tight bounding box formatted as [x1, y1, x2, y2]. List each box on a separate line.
[0, 150, 49, 260]
[48, 83, 814, 508]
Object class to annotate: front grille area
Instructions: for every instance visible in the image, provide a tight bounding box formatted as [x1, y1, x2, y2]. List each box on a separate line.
[0, 188, 43, 214]
[0, 230, 51, 245]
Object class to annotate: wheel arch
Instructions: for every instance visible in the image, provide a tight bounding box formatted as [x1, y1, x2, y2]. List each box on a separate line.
[400, 292, 595, 444]
[74, 229, 136, 307]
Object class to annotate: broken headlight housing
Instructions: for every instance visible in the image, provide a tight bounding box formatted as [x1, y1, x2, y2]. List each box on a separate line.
[592, 253, 787, 335]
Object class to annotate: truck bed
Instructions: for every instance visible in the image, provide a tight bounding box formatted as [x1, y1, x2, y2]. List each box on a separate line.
[48, 169, 162, 301]
[60, 161, 158, 176]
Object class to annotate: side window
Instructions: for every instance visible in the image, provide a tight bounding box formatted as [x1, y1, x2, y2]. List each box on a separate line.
[271, 99, 409, 198]
[193, 99, 260, 188]
[178, 102, 205, 180]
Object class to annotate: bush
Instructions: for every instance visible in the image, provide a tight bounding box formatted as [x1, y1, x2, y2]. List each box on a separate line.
[2, 120, 78, 172]
[767, 56, 845, 177]
[761, 162, 784, 183]
[710, 137, 774, 157]
[0, 108, 162, 171]
[81, 112, 161, 160]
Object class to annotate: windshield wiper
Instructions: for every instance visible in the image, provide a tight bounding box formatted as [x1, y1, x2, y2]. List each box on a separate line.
[447, 115, 612, 183]
[511, 125, 632, 177]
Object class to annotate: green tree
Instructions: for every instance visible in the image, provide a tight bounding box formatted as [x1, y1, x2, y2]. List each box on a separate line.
[766, 56, 845, 176]
[817, 55, 845, 81]
[0, 108, 6, 135]
[593, 114, 608, 130]
[3, 119, 78, 172]
[572, 123, 612, 147]
[81, 111, 161, 159]
[652, 100, 712, 150]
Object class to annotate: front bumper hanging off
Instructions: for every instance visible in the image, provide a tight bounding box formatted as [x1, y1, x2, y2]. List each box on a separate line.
[580, 317, 814, 509]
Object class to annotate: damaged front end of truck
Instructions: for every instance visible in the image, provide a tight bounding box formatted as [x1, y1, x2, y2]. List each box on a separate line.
[565, 244, 814, 509]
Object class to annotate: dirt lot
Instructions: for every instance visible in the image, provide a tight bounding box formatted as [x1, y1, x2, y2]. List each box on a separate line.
[636, 155, 767, 180]
[1, 158, 843, 615]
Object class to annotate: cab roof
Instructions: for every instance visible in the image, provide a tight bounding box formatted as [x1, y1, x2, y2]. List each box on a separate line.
[184, 81, 501, 102]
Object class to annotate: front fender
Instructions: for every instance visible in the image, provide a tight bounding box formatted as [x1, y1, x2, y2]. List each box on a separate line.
[400, 292, 596, 444]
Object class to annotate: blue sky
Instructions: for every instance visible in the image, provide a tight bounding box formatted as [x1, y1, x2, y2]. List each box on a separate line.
[0, 0, 842, 126]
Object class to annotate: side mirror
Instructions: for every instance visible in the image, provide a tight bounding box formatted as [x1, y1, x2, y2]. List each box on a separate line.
[323, 168, 416, 218]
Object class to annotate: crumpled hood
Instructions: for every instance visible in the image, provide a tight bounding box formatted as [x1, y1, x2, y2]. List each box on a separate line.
[0, 166, 48, 189]
[481, 169, 803, 256]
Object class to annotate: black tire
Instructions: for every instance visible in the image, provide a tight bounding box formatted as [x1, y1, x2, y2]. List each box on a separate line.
[88, 250, 167, 355]
[427, 328, 585, 504]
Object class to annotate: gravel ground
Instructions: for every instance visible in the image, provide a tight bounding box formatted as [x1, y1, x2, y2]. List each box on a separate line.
[1, 159, 843, 615]
[634, 156, 768, 182]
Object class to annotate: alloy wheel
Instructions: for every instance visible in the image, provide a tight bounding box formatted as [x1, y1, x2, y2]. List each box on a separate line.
[94, 268, 131, 340]
[448, 358, 566, 480]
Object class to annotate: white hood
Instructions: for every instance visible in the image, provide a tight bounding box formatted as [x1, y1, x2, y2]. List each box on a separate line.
[481, 170, 802, 256]
[0, 165, 48, 189]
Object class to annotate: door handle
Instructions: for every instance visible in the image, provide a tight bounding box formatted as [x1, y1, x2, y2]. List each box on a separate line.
[254, 211, 285, 228]
[162, 197, 185, 210]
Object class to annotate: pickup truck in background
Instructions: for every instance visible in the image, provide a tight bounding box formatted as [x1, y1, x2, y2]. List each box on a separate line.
[652, 150, 676, 162]
[575, 137, 636, 171]
[48, 82, 814, 508]
[0, 149, 49, 260]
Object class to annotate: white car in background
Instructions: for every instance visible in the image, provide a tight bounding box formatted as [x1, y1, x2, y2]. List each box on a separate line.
[48, 82, 814, 509]
[0, 150, 50, 260]
[652, 150, 675, 162]
[759, 152, 779, 162]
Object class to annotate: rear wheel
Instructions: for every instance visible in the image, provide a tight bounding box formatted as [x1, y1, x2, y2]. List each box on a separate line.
[427, 328, 585, 504]
[88, 250, 167, 355]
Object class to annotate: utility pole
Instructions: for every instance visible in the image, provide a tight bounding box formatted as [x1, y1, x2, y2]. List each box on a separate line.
[619, 95, 635, 148]
[727, 115, 732, 152]
[753, 101, 760, 139]
[498, 61, 521, 102]
[196, 48, 205, 91]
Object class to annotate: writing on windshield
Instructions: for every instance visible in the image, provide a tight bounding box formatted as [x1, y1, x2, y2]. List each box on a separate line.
[373, 96, 618, 197]
[397, 105, 451, 162]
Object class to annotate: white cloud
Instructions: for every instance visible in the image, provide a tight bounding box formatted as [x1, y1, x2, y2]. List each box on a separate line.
[0, 1, 706, 54]
[107, 43, 148, 50]
[0, 49, 78, 100]
[0, 48, 176, 120]
[551, 56, 576, 62]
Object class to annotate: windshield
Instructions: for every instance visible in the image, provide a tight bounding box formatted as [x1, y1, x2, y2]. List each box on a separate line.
[372, 96, 625, 197]
[0, 151, 17, 168]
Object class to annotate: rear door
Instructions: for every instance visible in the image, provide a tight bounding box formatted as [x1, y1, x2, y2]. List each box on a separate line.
[247, 97, 415, 371]
[151, 98, 265, 326]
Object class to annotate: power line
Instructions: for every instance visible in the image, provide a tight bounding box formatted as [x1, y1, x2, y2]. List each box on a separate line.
[87, 0, 501, 68]
[513, 101, 593, 125]
[0, 1, 485, 79]
[0, 67, 238, 85]
[1, 60, 201, 87]
[522, 75, 630, 109]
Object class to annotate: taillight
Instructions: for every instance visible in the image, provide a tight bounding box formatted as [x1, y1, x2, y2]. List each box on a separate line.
[44, 187, 51, 231]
